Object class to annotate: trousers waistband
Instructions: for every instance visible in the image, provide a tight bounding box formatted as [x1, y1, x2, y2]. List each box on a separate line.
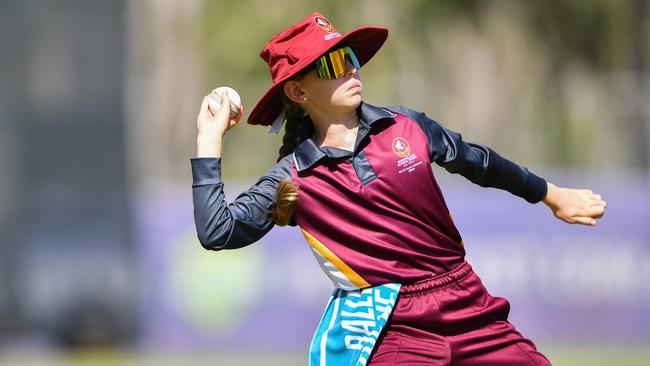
[400, 261, 474, 296]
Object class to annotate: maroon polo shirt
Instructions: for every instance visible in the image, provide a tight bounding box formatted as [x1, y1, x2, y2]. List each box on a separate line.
[191, 102, 547, 289]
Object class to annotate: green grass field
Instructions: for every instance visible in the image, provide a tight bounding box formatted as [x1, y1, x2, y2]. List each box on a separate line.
[2, 346, 650, 366]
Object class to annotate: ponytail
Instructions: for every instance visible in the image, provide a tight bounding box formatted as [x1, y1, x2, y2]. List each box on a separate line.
[271, 95, 304, 226]
[271, 179, 299, 226]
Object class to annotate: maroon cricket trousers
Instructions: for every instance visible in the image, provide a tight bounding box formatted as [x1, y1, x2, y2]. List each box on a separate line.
[367, 261, 552, 365]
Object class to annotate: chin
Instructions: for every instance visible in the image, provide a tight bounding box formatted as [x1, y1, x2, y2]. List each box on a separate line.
[330, 93, 362, 113]
[343, 95, 362, 109]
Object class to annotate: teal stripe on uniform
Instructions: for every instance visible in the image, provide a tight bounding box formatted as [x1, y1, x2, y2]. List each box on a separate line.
[309, 284, 401, 366]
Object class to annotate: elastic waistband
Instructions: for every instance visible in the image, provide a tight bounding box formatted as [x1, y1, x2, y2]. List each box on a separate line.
[400, 261, 474, 296]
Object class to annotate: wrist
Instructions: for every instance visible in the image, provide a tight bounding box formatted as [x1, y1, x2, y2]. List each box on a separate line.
[197, 129, 225, 141]
[196, 134, 222, 158]
[542, 182, 559, 207]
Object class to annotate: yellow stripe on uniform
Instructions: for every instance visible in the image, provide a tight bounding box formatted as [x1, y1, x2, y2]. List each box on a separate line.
[301, 228, 371, 289]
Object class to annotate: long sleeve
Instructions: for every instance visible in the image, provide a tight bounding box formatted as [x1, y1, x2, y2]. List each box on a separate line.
[191, 155, 293, 250]
[389, 106, 547, 203]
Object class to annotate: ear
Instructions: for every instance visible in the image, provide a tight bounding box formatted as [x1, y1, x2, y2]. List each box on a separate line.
[283, 80, 308, 104]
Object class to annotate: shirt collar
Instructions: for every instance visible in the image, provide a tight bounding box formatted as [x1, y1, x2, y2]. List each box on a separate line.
[293, 102, 396, 172]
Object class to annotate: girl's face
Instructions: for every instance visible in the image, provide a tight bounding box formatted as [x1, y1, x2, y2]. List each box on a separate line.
[299, 59, 363, 116]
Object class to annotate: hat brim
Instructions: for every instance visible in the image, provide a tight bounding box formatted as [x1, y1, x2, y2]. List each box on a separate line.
[247, 26, 388, 126]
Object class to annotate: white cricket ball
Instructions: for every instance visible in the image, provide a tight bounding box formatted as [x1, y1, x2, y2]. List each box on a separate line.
[209, 86, 242, 119]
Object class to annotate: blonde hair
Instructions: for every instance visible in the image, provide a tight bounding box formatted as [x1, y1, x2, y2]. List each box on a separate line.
[270, 95, 305, 226]
[271, 179, 299, 226]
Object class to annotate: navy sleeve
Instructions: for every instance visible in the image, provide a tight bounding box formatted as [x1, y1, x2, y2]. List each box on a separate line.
[388, 106, 547, 203]
[191, 155, 294, 250]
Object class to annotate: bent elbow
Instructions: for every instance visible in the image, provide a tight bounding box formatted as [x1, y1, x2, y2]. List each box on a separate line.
[196, 227, 229, 251]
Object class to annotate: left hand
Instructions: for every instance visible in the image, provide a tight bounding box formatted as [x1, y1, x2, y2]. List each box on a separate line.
[542, 182, 607, 226]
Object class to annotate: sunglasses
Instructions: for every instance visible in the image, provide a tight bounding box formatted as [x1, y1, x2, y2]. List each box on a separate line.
[299, 45, 361, 79]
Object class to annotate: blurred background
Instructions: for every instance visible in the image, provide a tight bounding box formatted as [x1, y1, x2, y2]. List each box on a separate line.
[0, 0, 649, 365]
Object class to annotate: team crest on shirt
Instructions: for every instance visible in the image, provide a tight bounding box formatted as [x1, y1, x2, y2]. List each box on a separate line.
[392, 137, 411, 157]
[393, 137, 423, 174]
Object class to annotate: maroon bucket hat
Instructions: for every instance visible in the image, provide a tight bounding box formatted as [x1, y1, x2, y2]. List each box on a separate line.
[247, 12, 388, 127]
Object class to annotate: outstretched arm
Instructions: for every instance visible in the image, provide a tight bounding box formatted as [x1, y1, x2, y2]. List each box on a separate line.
[389, 106, 608, 225]
[542, 182, 607, 226]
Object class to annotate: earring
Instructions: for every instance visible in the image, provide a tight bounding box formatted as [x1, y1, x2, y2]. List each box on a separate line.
[303, 96, 308, 101]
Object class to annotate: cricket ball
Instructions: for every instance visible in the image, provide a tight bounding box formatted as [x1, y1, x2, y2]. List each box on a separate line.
[209, 86, 242, 119]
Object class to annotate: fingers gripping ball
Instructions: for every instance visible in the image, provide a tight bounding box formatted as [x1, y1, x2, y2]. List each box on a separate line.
[209, 86, 242, 119]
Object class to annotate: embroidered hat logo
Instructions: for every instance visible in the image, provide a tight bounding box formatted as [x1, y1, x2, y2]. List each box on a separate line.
[392, 137, 411, 158]
[314, 16, 335, 33]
